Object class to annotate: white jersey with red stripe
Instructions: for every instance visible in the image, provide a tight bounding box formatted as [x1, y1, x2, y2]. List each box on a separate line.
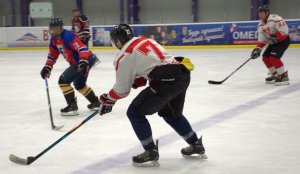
[107, 37, 178, 101]
[256, 14, 289, 48]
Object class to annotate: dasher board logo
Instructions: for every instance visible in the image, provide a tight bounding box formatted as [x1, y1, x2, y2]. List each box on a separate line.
[16, 33, 42, 41]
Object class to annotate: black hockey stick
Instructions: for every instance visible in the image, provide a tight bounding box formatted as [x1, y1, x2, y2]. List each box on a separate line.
[45, 78, 64, 130]
[9, 110, 99, 165]
[208, 58, 252, 85]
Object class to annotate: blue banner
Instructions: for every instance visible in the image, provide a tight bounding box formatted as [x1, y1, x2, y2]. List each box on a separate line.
[92, 20, 300, 46]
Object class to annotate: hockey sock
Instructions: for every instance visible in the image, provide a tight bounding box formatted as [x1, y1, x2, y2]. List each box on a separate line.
[59, 83, 75, 104]
[270, 56, 285, 75]
[76, 85, 98, 103]
[127, 106, 155, 150]
[262, 56, 276, 74]
[163, 115, 198, 145]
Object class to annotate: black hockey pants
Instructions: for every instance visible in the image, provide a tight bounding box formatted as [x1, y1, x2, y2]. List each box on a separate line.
[130, 64, 190, 118]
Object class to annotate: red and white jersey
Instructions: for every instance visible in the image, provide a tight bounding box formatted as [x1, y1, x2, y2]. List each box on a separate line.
[107, 37, 178, 101]
[256, 14, 289, 48]
[71, 15, 90, 40]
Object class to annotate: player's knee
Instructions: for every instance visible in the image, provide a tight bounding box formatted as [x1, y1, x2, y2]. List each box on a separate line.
[127, 105, 145, 122]
[58, 77, 68, 85]
[74, 85, 85, 91]
[162, 115, 181, 123]
[162, 116, 173, 123]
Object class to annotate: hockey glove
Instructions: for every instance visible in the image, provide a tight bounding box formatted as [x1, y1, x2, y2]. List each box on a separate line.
[40, 66, 52, 79]
[99, 93, 116, 115]
[132, 77, 147, 89]
[251, 47, 262, 59]
[269, 34, 278, 45]
[78, 60, 89, 74]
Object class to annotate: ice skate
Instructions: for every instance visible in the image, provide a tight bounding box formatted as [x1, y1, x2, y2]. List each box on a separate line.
[132, 139, 160, 167]
[92, 54, 100, 67]
[87, 101, 100, 111]
[274, 71, 289, 86]
[265, 73, 277, 84]
[181, 136, 207, 159]
[60, 100, 79, 116]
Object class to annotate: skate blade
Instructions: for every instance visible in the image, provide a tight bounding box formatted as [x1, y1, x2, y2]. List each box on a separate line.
[182, 153, 208, 159]
[265, 81, 275, 84]
[61, 111, 79, 116]
[132, 160, 160, 167]
[274, 81, 290, 86]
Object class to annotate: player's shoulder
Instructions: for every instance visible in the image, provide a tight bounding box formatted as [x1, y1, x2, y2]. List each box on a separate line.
[267, 14, 283, 22]
[123, 37, 149, 53]
[62, 29, 74, 36]
[79, 15, 89, 21]
[61, 29, 76, 40]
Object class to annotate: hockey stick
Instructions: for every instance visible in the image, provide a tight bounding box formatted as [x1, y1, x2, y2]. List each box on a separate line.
[9, 110, 99, 165]
[44, 78, 64, 130]
[208, 58, 252, 85]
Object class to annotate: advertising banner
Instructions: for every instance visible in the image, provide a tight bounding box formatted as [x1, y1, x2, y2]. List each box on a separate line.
[6, 27, 50, 47]
[5, 26, 71, 47]
[92, 20, 300, 46]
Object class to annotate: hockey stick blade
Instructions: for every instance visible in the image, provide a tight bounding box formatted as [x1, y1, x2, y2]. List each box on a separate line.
[9, 154, 35, 165]
[53, 124, 64, 130]
[208, 80, 223, 85]
[208, 58, 252, 85]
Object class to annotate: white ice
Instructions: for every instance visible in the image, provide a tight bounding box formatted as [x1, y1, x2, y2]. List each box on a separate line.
[0, 48, 300, 174]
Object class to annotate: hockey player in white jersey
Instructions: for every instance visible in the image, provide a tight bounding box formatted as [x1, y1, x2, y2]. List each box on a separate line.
[251, 5, 290, 85]
[98, 24, 207, 167]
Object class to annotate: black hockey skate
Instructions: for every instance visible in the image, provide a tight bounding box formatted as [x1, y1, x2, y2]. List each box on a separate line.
[132, 139, 159, 167]
[92, 54, 100, 67]
[60, 100, 79, 116]
[181, 136, 207, 159]
[265, 73, 277, 84]
[87, 101, 100, 111]
[274, 71, 289, 86]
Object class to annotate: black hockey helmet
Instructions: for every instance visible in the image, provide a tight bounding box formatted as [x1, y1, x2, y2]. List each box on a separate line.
[49, 17, 63, 27]
[110, 24, 134, 45]
[258, 5, 269, 13]
[72, 7, 80, 12]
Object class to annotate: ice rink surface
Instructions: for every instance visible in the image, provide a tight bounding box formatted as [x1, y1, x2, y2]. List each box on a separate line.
[0, 48, 300, 174]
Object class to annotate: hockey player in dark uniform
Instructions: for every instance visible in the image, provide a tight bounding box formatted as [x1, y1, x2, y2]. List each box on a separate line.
[40, 17, 100, 116]
[98, 24, 207, 167]
[251, 5, 290, 85]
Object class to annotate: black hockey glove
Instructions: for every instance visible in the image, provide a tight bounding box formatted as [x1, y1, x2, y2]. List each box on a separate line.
[269, 34, 277, 45]
[78, 60, 89, 75]
[40, 66, 52, 79]
[251, 47, 262, 59]
[99, 93, 116, 115]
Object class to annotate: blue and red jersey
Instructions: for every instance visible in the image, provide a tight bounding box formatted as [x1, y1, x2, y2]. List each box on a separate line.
[45, 29, 91, 67]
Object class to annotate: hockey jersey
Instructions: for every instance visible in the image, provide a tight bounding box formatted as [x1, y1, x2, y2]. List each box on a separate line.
[256, 14, 289, 48]
[45, 29, 91, 67]
[107, 37, 179, 101]
[71, 14, 91, 40]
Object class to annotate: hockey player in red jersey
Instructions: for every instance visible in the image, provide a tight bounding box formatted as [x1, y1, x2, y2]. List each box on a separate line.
[40, 17, 100, 116]
[251, 5, 290, 85]
[98, 24, 207, 167]
[71, 8, 100, 65]
[71, 8, 91, 47]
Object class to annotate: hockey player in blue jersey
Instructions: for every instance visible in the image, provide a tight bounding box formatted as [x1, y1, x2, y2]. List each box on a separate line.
[40, 17, 100, 116]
